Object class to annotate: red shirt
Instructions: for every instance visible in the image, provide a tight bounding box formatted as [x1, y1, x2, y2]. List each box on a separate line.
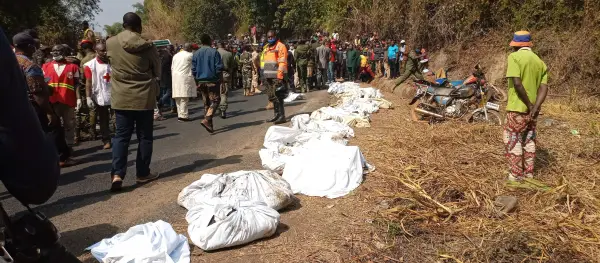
[330, 45, 337, 62]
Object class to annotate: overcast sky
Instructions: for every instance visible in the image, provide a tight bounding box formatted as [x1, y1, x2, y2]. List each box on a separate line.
[93, 0, 141, 33]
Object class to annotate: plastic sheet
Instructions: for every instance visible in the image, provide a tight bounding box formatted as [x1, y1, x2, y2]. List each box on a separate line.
[178, 170, 294, 211]
[186, 200, 280, 251]
[87, 220, 190, 263]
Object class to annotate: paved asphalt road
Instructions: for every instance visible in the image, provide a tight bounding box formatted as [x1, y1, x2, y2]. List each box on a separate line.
[0, 88, 328, 258]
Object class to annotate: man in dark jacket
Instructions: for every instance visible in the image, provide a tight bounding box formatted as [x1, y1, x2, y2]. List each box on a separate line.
[192, 34, 224, 133]
[158, 47, 174, 113]
[107, 12, 161, 191]
[315, 40, 330, 88]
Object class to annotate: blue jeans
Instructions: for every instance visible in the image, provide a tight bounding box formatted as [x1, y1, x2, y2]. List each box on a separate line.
[327, 62, 335, 83]
[159, 85, 173, 107]
[112, 110, 153, 178]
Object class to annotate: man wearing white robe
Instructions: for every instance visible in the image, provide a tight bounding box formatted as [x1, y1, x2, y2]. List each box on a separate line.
[171, 43, 197, 122]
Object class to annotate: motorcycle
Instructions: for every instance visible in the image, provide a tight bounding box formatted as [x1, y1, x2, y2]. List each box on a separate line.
[409, 65, 503, 125]
[0, 204, 81, 263]
[433, 64, 507, 103]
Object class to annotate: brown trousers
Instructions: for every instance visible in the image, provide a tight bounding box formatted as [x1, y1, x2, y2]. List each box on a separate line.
[198, 82, 221, 120]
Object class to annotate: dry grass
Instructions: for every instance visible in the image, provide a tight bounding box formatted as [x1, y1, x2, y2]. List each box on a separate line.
[348, 80, 600, 262]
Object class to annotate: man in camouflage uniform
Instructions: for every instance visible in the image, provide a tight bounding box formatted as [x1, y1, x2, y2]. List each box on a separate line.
[239, 45, 254, 96]
[294, 39, 312, 93]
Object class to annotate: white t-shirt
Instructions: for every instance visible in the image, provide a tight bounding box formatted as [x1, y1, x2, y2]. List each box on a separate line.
[83, 58, 111, 106]
[53, 63, 79, 78]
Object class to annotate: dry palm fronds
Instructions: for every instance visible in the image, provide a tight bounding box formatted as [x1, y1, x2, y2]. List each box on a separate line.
[350, 78, 600, 262]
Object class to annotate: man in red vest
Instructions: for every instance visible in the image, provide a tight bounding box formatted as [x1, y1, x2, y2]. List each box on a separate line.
[43, 45, 81, 146]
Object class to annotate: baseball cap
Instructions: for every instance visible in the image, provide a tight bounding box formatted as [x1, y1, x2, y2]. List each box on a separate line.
[12, 32, 36, 47]
[510, 31, 533, 47]
[400, 40, 406, 44]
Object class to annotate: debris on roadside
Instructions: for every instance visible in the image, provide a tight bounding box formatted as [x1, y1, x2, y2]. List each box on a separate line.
[493, 195, 518, 217]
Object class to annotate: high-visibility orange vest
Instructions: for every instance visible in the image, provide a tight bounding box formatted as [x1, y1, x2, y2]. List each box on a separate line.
[43, 61, 79, 107]
[262, 41, 288, 79]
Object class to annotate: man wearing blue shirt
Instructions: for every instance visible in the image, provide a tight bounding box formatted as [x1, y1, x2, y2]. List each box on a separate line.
[192, 34, 224, 133]
[387, 40, 399, 78]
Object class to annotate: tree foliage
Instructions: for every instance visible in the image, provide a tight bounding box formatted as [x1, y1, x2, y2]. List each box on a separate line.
[139, 0, 593, 46]
[1, 0, 101, 46]
[133, 2, 148, 23]
[103, 22, 124, 37]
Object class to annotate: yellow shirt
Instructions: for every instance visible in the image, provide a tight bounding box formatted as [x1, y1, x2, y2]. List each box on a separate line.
[360, 55, 368, 67]
[505, 48, 548, 113]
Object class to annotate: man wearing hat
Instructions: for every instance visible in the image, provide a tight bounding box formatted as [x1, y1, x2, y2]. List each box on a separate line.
[13, 31, 77, 167]
[504, 31, 549, 183]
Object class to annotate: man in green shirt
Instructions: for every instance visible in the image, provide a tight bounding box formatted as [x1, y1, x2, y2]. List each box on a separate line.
[294, 40, 311, 93]
[503, 31, 549, 181]
[392, 48, 423, 92]
[346, 44, 359, 82]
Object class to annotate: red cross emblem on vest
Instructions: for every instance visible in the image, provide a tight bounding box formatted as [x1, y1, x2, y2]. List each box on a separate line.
[102, 73, 111, 83]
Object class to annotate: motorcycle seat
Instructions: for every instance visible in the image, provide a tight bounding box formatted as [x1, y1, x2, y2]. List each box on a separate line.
[449, 80, 464, 88]
[427, 86, 455, 96]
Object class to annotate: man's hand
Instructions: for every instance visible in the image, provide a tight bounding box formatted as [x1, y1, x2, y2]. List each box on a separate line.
[86, 97, 94, 108]
[76, 98, 82, 111]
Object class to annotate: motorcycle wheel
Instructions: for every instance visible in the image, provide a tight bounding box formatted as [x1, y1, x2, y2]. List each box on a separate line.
[467, 110, 503, 125]
[489, 84, 507, 102]
[410, 101, 433, 123]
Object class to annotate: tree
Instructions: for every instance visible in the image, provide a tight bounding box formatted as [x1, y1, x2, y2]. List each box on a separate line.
[104, 22, 124, 37]
[133, 2, 148, 23]
[0, 0, 101, 46]
[181, 0, 237, 41]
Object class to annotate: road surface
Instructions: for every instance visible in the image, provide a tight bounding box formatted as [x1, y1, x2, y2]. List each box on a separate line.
[1, 88, 329, 259]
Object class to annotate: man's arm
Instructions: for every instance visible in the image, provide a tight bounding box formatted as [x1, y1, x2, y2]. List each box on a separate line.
[150, 46, 162, 80]
[191, 52, 197, 77]
[215, 51, 224, 82]
[512, 77, 533, 111]
[85, 76, 92, 99]
[531, 83, 548, 119]
[531, 65, 549, 118]
[277, 44, 288, 79]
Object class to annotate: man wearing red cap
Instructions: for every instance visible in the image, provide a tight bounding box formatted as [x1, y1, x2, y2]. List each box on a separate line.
[504, 31, 549, 184]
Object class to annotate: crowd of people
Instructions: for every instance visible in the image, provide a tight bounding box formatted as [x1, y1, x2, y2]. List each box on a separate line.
[9, 11, 433, 191]
[9, 8, 549, 192]
[195, 30, 432, 94]
[10, 12, 294, 191]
